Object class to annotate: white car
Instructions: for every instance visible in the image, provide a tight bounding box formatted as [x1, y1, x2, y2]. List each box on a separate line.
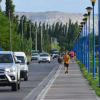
[31, 53, 39, 61]
[52, 51, 60, 59]
[0, 51, 21, 91]
[38, 53, 50, 63]
[14, 52, 29, 81]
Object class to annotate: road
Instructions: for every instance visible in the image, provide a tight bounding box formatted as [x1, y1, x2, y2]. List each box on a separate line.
[0, 58, 59, 100]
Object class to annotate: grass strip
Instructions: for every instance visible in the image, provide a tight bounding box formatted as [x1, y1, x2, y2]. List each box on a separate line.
[76, 59, 100, 97]
[27, 56, 31, 61]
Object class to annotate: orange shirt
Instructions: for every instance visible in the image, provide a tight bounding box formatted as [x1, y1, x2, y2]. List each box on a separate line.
[63, 55, 70, 64]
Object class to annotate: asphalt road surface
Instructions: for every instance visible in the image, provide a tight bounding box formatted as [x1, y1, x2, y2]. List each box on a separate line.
[0, 58, 59, 100]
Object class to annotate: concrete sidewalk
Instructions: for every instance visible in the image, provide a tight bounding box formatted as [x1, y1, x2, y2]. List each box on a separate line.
[37, 61, 99, 100]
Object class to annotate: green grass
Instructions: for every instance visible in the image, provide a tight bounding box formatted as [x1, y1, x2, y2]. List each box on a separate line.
[27, 56, 31, 61]
[76, 59, 100, 97]
[83, 56, 99, 67]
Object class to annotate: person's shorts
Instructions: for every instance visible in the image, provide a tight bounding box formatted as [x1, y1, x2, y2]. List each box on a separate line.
[64, 63, 69, 67]
[71, 55, 74, 57]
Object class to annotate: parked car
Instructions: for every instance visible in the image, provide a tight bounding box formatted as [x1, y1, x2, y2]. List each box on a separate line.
[0, 51, 21, 91]
[38, 53, 50, 63]
[14, 52, 29, 81]
[52, 51, 60, 59]
[31, 53, 39, 61]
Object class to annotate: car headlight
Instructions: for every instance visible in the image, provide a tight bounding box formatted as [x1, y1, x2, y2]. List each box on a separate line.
[5, 68, 10, 72]
[5, 67, 16, 72]
[47, 58, 50, 60]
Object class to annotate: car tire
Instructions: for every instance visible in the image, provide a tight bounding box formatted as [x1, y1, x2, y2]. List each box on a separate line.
[24, 72, 28, 81]
[53, 58, 54, 59]
[12, 82, 18, 91]
[18, 82, 20, 90]
[49, 61, 50, 63]
[38, 62, 40, 63]
[31, 59, 32, 61]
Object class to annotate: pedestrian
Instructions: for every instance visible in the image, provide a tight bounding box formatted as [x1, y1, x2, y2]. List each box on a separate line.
[62, 51, 70, 74]
[71, 51, 75, 62]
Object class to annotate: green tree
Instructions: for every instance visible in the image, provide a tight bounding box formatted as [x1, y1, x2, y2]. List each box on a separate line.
[5, 0, 15, 19]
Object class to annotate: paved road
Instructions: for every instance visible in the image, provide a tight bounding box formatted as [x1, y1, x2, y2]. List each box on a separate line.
[0, 58, 59, 100]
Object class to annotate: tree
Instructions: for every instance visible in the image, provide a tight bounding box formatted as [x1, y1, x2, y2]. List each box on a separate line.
[5, 0, 15, 19]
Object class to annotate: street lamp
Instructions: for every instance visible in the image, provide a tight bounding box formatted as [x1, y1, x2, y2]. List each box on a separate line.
[80, 22, 84, 63]
[84, 14, 89, 70]
[90, 0, 97, 78]
[86, 7, 92, 73]
[98, 0, 100, 86]
[83, 18, 87, 67]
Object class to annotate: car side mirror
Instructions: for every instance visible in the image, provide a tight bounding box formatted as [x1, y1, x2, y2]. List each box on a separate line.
[27, 61, 30, 65]
[15, 60, 21, 64]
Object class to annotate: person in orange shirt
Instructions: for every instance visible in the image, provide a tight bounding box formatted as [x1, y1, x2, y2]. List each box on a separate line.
[62, 51, 70, 74]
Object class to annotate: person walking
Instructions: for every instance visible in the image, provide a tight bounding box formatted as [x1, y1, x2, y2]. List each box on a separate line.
[62, 51, 70, 74]
[71, 51, 75, 62]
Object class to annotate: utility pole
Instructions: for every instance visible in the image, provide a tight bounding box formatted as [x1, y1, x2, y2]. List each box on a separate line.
[41, 25, 42, 52]
[21, 20, 24, 52]
[30, 23, 32, 55]
[35, 28, 37, 51]
[9, 9, 12, 51]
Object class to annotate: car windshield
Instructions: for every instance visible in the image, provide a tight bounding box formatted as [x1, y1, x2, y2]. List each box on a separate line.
[32, 54, 38, 56]
[53, 51, 59, 54]
[16, 56, 25, 65]
[0, 54, 13, 63]
[40, 53, 49, 56]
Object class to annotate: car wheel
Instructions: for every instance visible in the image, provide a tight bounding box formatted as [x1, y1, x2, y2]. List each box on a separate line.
[18, 82, 20, 90]
[38, 61, 40, 63]
[49, 61, 50, 63]
[12, 82, 18, 91]
[31, 59, 32, 61]
[53, 58, 54, 59]
[24, 72, 28, 81]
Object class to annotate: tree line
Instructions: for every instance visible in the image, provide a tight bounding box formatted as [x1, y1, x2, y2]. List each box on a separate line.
[0, 0, 81, 53]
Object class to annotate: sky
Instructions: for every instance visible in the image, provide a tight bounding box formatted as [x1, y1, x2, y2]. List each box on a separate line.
[0, 0, 98, 14]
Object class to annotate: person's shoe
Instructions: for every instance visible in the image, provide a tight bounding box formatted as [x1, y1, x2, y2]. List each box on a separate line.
[65, 71, 67, 74]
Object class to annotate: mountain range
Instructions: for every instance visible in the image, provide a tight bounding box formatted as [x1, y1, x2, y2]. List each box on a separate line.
[15, 11, 98, 35]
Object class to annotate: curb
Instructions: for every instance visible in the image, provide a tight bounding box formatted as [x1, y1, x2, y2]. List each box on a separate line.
[22, 64, 60, 100]
[36, 65, 62, 100]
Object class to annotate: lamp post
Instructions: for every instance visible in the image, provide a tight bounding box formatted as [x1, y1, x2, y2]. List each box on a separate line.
[98, 0, 100, 86]
[83, 18, 87, 67]
[90, 0, 97, 78]
[84, 14, 89, 69]
[86, 7, 92, 73]
[80, 22, 84, 63]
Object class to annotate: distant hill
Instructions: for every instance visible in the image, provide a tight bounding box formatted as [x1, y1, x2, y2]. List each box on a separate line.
[15, 11, 98, 35]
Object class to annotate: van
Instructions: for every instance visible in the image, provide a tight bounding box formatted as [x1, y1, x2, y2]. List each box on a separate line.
[14, 52, 29, 81]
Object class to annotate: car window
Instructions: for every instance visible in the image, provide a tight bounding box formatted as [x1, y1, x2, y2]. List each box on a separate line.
[0, 54, 13, 63]
[53, 51, 59, 54]
[32, 54, 38, 56]
[40, 54, 49, 56]
[16, 56, 25, 65]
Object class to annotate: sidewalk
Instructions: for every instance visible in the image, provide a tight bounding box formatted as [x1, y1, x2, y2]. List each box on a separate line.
[37, 61, 99, 100]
